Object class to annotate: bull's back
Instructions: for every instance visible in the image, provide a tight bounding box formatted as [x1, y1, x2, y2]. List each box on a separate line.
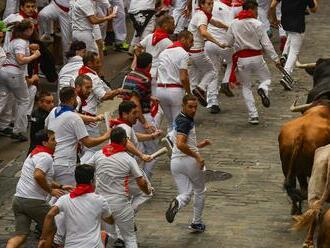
[317, 209, 330, 248]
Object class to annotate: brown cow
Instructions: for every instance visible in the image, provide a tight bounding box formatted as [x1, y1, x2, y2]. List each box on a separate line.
[279, 101, 330, 215]
[292, 144, 330, 248]
[317, 209, 330, 248]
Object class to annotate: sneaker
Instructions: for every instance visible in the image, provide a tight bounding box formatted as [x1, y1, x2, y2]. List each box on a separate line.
[257, 88, 270, 108]
[192, 87, 207, 107]
[248, 117, 259, 125]
[0, 127, 13, 137]
[165, 198, 179, 223]
[220, 83, 234, 97]
[280, 77, 293, 91]
[113, 238, 125, 248]
[161, 136, 173, 158]
[280, 54, 287, 67]
[115, 41, 129, 52]
[208, 105, 221, 114]
[11, 133, 28, 142]
[188, 223, 206, 233]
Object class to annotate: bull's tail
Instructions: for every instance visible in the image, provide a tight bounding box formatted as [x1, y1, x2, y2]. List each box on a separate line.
[292, 202, 321, 230]
[283, 136, 304, 204]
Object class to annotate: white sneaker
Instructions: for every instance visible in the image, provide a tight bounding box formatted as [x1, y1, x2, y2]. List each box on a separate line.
[248, 117, 259, 125]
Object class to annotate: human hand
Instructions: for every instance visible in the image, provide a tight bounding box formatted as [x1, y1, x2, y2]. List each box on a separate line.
[51, 189, 66, 198]
[32, 50, 41, 58]
[141, 154, 152, 162]
[62, 185, 74, 191]
[182, 8, 191, 17]
[198, 139, 211, 148]
[195, 154, 205, 170]
[95, 114, 104, 122]
[152, 129, 163, 139]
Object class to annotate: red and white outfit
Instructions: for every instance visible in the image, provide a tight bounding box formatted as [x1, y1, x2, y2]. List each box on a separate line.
[38, 0, 72, 56]
[205, 0, 235, 88]
[188, 9, 219, 108]
[156, 42, 190, 132]
[88, 143, 144, 248]
[227, 10, 278, 119]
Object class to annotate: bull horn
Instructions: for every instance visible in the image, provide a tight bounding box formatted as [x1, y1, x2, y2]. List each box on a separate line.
[290, 98, 313, 112]
[295, 60, 316, 69]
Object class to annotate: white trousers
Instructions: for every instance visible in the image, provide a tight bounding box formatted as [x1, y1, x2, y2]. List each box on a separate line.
[27, 85, 37, 116]
[105, 197, 137, 248]
[237, 55, 271, 118]
[257, 0, 271, 32]
[130, 16, 156, 46]
[189, 51, 219, 107]
[0, 70, 29, 134]
[171, 156, 206, 224]
[0, 91, 14, 130]
[3, 0, 19, 19]
[111, 0, 127, 43]
[173, 8, 190, 34]
[80, 124, 101, 164]
[204, 41, 233, 84]
[156, 87, 184, 132]
[38, 1, 72, 54]
[72, 30, 98, 53]
[283, 32, 304, 75]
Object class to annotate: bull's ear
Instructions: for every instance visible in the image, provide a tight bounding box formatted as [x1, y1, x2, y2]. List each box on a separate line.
[316, 58, 326, 66]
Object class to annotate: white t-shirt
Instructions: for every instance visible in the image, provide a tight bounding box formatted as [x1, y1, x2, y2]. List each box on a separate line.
[208, 1, 234, 43]
[116, 123, 139, 149]
[71, 0, 96, 31]
[139, 33, 173, 78]
[55, 0, 70, 8]
[58, 56, 84, 92]
[82, 71, 110, 116]
[157, 46, 190, 85]
[188, 10, 208, 50]
[89, 151, 143, 199]
[129, 0, 155, 13]
[45, 107, 89, 166]
[15, 152, 54, 200]
[55, 193, 112, 248]
[1, 38, 29, 75]
[227, 18, 278, 61]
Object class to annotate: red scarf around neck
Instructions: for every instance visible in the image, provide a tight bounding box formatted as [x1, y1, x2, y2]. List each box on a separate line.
[79, 66, 96, 75]
[236, 10, 256, 20]
[152, 28, 169, 46]
[102, 143, 126, 157]
[221, 0, 232, 7]
[70, 184, 94, 198]
[109, 118, 131, 128]
[196, 8, 212, 23]
[168, 41, 185, 50]
[30, 145, 54, 157]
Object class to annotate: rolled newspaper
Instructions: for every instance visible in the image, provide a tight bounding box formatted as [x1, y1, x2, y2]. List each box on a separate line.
[150, 147, 168, 160]
[104, 111, 111, 131]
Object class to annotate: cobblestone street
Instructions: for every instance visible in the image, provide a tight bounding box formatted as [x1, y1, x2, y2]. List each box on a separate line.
[1, 2, 330, 247]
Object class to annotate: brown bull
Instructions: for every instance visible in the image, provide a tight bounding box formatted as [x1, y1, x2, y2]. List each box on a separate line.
[279, 101, 330, 215]
[292, 144, 330, 248]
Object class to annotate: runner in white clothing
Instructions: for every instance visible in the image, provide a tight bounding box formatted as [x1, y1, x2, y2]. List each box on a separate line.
[204, 0, 235, 98]
[38, 164, 114, 248]
[188, 0, 228, 114]
[88, 127, 152, 248]
[226, 0, 280, 125]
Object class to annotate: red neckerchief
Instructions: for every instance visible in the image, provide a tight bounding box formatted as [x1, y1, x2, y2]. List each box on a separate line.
[152, 28, 169, 46]
[236, 10, 256, 20]
[163, 0, 172, 6]
[102, 143, 126, 157]
[196, 8, 212, 23]
[221, 0, 232, 7]
[109, 118, 131, 128]
[19, 10, 38, 30]
[30, 145, 54, 157]
[135, 67, 151, 80]
[79, 66, 96, 75]
[69, 184, 94, 198]
[168, 41, 185, 50]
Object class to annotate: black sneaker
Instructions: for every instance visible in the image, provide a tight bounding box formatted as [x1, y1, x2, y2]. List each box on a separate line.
[280, 54, 287, 67]
[11, 133, 28, 142]
[208, 105, 221, 114]
[219, 83, 234, 97]
[0, 127, 13, 137]
[188, 223, 206, 233]
[192, 87, 207, 107]
[280, 77, 293, 91]
[165, 198, 179, 223]
[113, 238, 125, 248]
[257, 88, 270, 108]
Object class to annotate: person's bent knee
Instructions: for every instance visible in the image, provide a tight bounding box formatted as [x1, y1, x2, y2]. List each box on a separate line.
[6, 234, 27, 248]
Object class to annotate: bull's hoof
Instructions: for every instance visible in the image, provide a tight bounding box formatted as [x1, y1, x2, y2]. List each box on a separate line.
[291, 205, 302, 215]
